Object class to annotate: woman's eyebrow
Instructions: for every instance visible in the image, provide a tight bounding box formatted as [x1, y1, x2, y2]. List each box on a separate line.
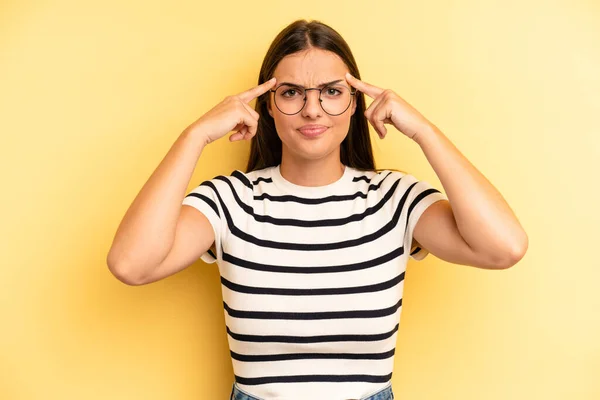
[278, 79, 344, 88]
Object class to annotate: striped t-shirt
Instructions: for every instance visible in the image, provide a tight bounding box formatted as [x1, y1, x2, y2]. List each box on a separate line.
[182, 163, 447, 400]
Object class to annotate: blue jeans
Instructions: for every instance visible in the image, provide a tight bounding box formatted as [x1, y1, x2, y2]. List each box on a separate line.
[229, 381, 394, 400]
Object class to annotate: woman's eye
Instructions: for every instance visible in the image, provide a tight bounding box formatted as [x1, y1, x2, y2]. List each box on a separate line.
[283, 89, 299, 97]
[327, 88, 341, 96]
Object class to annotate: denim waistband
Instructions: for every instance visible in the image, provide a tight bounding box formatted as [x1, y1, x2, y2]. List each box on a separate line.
[229, 380, 394, 400]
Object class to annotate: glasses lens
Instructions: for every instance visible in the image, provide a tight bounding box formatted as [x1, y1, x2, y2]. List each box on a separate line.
[274, 85, 305, 114]
[321, 84, 351, 115]
[274, 84, 352, 115]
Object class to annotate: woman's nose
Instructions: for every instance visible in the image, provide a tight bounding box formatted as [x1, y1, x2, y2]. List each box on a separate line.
[301, 90, 323, 117]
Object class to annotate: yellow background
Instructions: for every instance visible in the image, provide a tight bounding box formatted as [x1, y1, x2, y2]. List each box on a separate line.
[2, 0, 598, 399]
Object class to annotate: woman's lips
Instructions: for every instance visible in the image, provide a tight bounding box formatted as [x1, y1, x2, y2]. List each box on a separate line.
[298, 126, 328, 137]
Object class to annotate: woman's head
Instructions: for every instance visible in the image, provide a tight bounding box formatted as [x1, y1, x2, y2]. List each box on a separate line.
[246, 19, 386, 174]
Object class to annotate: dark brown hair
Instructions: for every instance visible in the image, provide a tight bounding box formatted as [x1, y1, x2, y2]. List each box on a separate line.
[245, 19, 405, 175]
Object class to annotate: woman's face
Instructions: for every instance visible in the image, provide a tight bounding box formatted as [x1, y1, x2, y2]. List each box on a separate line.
[267, 48, 357, 161]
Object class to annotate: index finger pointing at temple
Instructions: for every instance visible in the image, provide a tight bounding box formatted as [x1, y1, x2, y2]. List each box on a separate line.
[345, 73, 383, 99]
[238, 77, 277, 104]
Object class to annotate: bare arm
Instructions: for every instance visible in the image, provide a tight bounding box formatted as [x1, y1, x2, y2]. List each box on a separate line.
[413, 125, 528, 267]
[106, 129, 208, 284]
[106, 78, 277, 284]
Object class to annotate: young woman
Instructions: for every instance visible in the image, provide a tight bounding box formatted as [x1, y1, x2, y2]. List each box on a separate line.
[107, 19, 528, 400]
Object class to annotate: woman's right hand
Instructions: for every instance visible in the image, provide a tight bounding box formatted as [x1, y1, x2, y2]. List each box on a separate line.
[184, 77, 277, 146]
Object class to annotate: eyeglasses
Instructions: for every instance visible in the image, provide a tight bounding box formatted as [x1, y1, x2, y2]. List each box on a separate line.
[269, 83, 357, 116]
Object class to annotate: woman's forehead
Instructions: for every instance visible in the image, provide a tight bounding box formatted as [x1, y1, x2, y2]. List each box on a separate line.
[273, 70, 348, 87]
[273, 50, 348, 82]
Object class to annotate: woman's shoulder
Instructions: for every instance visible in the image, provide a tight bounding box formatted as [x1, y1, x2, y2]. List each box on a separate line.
[349, 166, 408, 183]
[231, 165, 275, 187]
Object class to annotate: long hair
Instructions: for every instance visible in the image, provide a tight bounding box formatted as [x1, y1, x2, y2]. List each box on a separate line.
[245, 19, 405, 175]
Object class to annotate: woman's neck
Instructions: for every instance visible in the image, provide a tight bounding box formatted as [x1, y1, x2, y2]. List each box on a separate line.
[279, 157, 345, 187]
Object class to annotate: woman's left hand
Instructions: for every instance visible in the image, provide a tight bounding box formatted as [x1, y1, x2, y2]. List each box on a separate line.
[345, 72, 434, 142]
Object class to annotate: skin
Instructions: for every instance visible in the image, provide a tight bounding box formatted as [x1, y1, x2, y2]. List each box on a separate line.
[344, 73, 529, 268]
[267, 48, 357, 187]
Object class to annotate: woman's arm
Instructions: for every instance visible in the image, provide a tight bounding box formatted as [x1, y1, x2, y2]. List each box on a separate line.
[413, 124, 529, 268]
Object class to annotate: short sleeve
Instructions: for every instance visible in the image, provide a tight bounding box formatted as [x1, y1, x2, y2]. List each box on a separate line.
[401, 174, 448, 261]
[182, 178, 226, 265]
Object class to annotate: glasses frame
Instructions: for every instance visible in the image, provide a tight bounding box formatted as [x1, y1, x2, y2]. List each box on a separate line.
[269, 84, 358, 116]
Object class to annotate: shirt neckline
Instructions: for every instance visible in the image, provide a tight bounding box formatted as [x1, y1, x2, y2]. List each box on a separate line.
[271, 164, 353, 197]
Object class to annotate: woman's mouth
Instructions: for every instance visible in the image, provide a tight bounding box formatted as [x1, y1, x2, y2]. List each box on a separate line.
[297, 125, 328, 137]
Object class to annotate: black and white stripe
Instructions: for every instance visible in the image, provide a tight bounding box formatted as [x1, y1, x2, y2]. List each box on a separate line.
[182, 164, 447, 400]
